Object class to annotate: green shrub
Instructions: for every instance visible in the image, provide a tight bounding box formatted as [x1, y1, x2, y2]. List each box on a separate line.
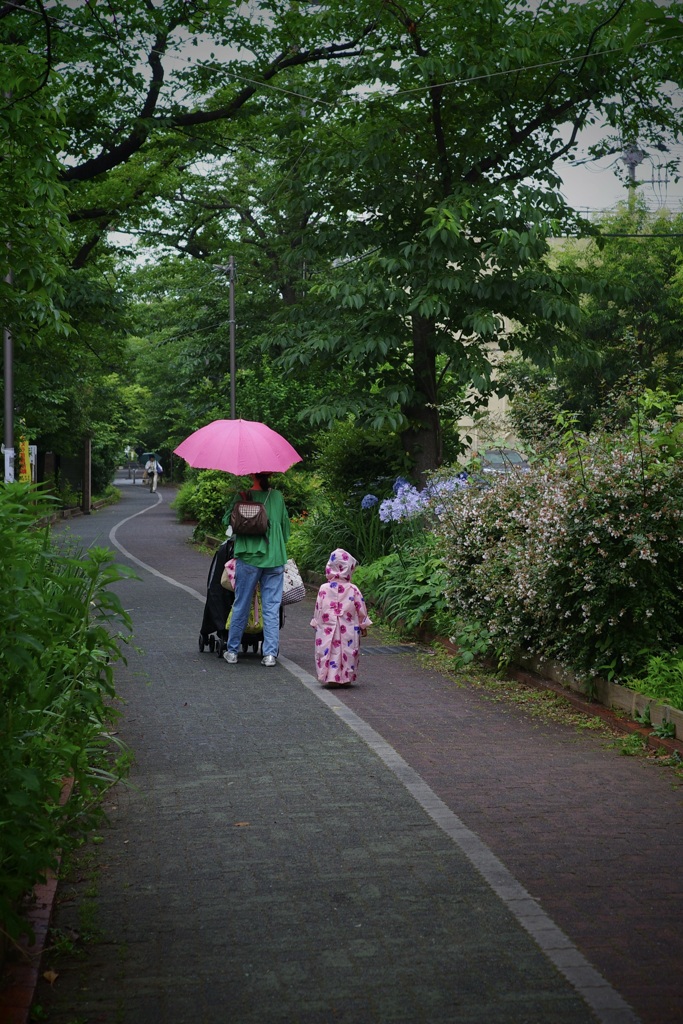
[0, 484, 135, 940]
[273, 470, 322, 518]
[172, 470, 234, 537]
[429, 417, 683, 678]
[312, 419, 409, 501]
[173, 469, 322, 539]
[287, 496, 394, 572]
[625, 651, 683, 711]
[94, 483, 120, 505]
[353, 533, 451, 636]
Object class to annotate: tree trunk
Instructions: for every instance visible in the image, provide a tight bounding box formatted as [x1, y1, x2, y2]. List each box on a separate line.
[401, 314, 442, 485]
[82, 436, 92, 514]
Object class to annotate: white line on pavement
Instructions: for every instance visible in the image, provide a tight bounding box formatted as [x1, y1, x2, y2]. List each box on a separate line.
[108, 491, 206, 603]
[279, 653, 641, 1024]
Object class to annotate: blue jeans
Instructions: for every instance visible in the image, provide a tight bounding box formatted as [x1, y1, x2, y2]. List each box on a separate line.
[227, 560, 284, 658]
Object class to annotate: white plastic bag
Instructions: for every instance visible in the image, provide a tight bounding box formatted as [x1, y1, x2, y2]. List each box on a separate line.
[282, 558, 305, 605]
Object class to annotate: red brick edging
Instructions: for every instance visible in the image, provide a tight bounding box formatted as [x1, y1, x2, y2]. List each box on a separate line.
[0, 779, 74, 1024]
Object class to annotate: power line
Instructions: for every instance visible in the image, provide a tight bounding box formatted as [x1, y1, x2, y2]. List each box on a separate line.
[2, 0, 678, 115]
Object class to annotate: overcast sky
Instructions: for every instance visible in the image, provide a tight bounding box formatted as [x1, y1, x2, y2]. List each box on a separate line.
[559, 140, 683, 215]
[553, 87, 683, 216]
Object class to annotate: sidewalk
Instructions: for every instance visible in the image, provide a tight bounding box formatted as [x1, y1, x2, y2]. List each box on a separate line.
[15, 476, 683, 1023]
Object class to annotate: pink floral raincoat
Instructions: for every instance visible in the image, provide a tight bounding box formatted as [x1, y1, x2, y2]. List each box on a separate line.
[310, 548, 372, 685]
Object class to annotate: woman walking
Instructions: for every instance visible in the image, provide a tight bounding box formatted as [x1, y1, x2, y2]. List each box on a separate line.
[223, 473, 290, 667]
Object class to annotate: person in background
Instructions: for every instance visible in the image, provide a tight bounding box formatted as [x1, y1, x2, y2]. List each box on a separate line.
[223, 472, 290, 667]
[146, 456, 163, 492]
[310, 548, 372, 686]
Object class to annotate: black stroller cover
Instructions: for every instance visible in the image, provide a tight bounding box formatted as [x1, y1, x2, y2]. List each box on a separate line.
[198, 539, 234, 656]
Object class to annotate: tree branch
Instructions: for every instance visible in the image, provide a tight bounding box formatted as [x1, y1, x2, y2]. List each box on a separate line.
[61, 29, 375, 183]
[467, 2, 639, 187]
[463, 93, 586, 184]
[383, 2, 452, 196]
[72, 224, 110, 270]
[62, 24, 174, 182]
[0, 0, 30, 18]
[68, 207, 111, 223]
[538, 0, 630, 105]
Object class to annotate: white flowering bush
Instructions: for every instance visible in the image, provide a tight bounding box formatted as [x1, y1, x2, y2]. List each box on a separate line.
[428, 426, 683, 679]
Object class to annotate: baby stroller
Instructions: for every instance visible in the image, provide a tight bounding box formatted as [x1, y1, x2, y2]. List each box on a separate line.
[198, 539, 234, 658]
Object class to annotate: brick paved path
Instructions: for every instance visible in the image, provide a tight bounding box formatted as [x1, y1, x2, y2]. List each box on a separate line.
[28, 478, 683, 1024]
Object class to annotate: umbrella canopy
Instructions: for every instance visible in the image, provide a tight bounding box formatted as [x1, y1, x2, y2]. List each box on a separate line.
[174, 419, 302, 476]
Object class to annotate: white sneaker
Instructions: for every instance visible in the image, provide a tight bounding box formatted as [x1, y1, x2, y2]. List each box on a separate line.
[223, 651, 238, 664]
[261, 655, 277, 667]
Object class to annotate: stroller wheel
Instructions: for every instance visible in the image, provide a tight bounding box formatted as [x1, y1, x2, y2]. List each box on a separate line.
[198, 633, 206, 653]
[216, 638, 225, 658]
[250, 640, 260, 654]
[208, 635, 216, 652]
[241, 638, 250, 653]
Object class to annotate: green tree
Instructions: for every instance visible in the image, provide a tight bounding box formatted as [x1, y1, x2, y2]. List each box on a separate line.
[263, 0, 683, 477]
[5, 1, 683, 484]
[501, 203, 683, 446]
[3, 0, 379, 261]
[124, 257, 325, 461]
[0, 46, 70, 339]
[2, 1, 377, 477]
[557, 204, 683, 415]
[11, 262, 134, 488]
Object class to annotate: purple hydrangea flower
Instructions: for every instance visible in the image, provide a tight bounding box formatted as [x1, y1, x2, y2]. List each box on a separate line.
[379, 482, 424, 522]
[379, 475, 467, 522]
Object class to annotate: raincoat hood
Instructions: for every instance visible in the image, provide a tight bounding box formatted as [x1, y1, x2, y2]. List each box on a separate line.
[325, 548, 357, 582]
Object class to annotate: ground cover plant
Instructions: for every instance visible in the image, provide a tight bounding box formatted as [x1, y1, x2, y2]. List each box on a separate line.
[0, 485, 135, 944]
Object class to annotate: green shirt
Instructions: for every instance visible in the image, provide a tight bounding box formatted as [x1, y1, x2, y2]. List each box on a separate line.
[230, 488, 290, 568]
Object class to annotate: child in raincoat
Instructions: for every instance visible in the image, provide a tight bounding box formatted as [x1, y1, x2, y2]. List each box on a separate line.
[310, 548, 372, 686]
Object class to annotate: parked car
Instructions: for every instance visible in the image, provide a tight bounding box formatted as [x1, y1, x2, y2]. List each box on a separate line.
[479, 448, 530, 475]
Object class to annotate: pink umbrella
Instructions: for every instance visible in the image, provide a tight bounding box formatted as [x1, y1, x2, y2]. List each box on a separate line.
[174, 419, 302, 475]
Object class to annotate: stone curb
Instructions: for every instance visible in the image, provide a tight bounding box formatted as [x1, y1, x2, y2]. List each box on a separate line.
[423, 636, 683, 757]
[516, 653, 683, 752]
[36, 494, 118, 528]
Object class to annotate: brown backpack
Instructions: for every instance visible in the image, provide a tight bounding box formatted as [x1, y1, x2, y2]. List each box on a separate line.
[230, 490, 270, 537]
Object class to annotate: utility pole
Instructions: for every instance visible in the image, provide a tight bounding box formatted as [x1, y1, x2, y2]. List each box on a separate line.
[622, 143, 647, 211]
[3, 267, 14, 483]
[214, 258, 237, 419]
[228, 255, 236, 420]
